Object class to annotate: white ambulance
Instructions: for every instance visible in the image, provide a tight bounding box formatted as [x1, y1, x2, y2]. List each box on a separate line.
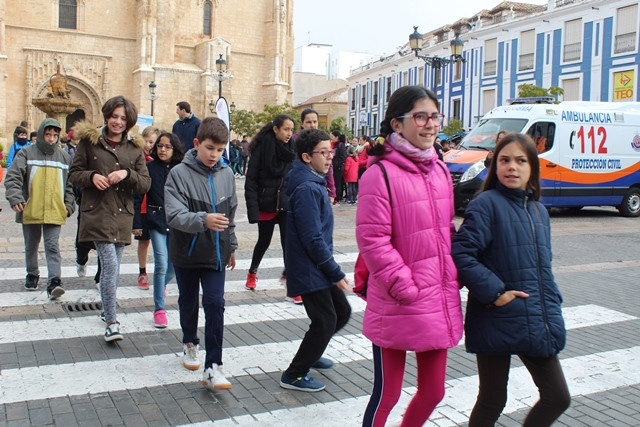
[445, 99, 640, 217]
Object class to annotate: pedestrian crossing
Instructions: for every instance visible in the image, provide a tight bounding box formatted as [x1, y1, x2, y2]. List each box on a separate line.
[1, 254, 640, 426]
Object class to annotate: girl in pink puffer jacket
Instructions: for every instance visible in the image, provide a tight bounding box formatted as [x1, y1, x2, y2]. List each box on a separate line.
[357, 86, 463, 427]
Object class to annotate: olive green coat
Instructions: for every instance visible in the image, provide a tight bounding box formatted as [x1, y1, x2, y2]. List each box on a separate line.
[68, 121, 151, 245]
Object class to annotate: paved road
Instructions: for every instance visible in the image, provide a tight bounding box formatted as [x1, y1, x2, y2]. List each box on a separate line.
[1, 178, 640, 426]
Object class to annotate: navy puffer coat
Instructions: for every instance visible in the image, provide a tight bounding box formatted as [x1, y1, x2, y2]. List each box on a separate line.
[451, 183, 566, 358]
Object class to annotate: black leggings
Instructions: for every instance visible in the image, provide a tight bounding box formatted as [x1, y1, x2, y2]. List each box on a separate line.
[249, 212, 287, 275]
[469, 354, 570, 427]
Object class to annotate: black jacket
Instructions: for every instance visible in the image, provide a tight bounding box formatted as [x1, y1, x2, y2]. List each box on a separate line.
[244, 133, 295, 223]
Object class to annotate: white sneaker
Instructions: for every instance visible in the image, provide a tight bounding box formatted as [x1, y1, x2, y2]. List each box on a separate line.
[104, 322, 123, 342]
[183, 343, 200, 370]
[76, 263, 87, 277]
[202, 364, 232, 390]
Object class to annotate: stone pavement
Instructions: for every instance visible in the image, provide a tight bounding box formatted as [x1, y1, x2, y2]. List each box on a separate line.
[1, 180, 640, 426]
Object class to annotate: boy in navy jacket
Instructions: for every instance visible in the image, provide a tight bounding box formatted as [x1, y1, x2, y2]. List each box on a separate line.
[279, 128, 351, 392]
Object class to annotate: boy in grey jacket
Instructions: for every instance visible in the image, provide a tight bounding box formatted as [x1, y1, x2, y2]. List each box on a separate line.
[164, 117, 238, 391]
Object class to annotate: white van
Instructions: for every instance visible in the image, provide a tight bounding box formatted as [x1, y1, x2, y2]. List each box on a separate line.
[445, 100, 640, 217]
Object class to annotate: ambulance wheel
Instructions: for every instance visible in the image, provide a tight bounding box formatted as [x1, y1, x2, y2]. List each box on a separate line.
[619, 188, 640, 217]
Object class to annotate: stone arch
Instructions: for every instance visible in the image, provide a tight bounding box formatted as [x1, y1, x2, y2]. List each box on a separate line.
[31, 75, 103, 129]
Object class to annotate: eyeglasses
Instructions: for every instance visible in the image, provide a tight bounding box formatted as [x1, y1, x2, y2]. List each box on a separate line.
[311, 149, 335, 158]
[396, 112, 445, 127]
[156, 144, 174, 150]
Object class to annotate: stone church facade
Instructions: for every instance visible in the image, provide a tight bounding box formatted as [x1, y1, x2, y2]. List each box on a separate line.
[0, 0, 294, 143]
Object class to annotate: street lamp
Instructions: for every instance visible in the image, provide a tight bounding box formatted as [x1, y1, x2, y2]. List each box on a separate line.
[147, 81, 158, 116]
[409, 26, 465, 88]
[213, 54, 232, 100]
[209, 100, 236, 114]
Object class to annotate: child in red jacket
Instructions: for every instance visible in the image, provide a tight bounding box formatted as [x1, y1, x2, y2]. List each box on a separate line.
[343, 147, 359, 204]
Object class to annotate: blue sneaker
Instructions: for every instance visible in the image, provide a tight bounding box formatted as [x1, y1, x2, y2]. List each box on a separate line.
[311, 357, 334, 370]
[280, 372, 326, 392]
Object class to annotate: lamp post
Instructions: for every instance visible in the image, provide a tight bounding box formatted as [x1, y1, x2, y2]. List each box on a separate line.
[409, 26, 465, 88]
[209, 100, 236, 114]
[213, 54, 232, 100]
[147, 81, 158, 116]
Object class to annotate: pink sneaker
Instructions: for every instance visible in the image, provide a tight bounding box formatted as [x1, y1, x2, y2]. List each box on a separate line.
[138, 273, 149, 290]
[153, 309, 168, 328]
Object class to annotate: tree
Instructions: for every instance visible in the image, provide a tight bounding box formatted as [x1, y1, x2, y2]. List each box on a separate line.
[229, 109, 260, 138]
[517, 84, 564, 101]
[255, 103, 300, 129]
[329, 116, 351, 137]
[441, 119, 463, 137]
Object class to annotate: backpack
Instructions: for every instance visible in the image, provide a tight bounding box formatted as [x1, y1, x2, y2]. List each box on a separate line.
[353, 161, 391, 300]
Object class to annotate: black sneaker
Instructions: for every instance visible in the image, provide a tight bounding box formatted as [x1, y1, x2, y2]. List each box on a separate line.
[46, 278, 65, 300]
[24, 274, 39, 291]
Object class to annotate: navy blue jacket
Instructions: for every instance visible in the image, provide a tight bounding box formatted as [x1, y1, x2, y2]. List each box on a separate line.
[451, 183, 566, 358]
[172, 114, 201, 152]
[283, 160, 345, 297]
[133, 160, 175, 233]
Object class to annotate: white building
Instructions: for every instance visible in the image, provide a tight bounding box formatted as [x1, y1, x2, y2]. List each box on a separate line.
[293, 43, 333, 75]
[347, 0, 639, 136]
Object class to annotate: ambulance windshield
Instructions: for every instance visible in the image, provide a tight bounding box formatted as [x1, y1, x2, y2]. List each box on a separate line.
[457, 118, 527, 150]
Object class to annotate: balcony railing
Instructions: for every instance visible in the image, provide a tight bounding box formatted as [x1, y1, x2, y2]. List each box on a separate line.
[484, 60, 497, 76]
[563, 42, 581, 62]
[518, 53, 535, 71]
[615, 32, 637, 54]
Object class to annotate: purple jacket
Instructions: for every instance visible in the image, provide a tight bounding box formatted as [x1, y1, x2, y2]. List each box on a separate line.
[356, 142, 463, 352]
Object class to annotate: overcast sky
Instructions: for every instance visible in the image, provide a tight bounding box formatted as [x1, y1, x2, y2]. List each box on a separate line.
[293, 0, 548, 55]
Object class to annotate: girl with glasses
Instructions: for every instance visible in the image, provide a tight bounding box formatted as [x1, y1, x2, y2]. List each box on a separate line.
[133, 132, 184, 328]
[357, 85, 463, 426]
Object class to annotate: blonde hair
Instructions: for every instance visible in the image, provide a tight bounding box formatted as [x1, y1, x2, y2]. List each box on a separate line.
[142, 126, 160, 138]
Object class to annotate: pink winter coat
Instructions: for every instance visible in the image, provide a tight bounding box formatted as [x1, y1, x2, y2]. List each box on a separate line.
[356, 142, 463, 352]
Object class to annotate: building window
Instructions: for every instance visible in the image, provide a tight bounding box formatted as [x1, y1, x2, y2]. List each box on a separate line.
[418, 67, 424, 85]
[519, 29, 535, 71]
[373, 81, 378, 105]
[59, 0, 77, 30]
[561, 78, 580, 101]
[484, 38, 497, 76]
[452, 98, 461, 121]
[482, 89, 496, 115]
[563, 18, 582, 62]
[351, 88, 356, 110]
[434, 67, 442, 86]
[203, 1, 212, 36]
[453, 61, 462, 82]
[403, 71, 408, 86]
[361, 84, 366, 108]
[386, 77, 392, 100]
[372, 113, 378, 134]
[615, 4, 638, 54]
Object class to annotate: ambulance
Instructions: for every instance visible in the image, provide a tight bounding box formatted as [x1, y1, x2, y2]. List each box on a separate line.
[445, 99, 640, 217]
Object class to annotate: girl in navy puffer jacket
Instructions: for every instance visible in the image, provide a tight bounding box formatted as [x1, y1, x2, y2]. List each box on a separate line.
[452, 133, 571, 426]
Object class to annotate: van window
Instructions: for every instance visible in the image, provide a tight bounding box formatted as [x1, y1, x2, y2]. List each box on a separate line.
[458, 118, 528, 150]
[526, 122, 555, 153]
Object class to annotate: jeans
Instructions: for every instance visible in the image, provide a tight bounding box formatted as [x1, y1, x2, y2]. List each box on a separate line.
[175, 266, 226, 370]
[149, 229, 175, 311]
